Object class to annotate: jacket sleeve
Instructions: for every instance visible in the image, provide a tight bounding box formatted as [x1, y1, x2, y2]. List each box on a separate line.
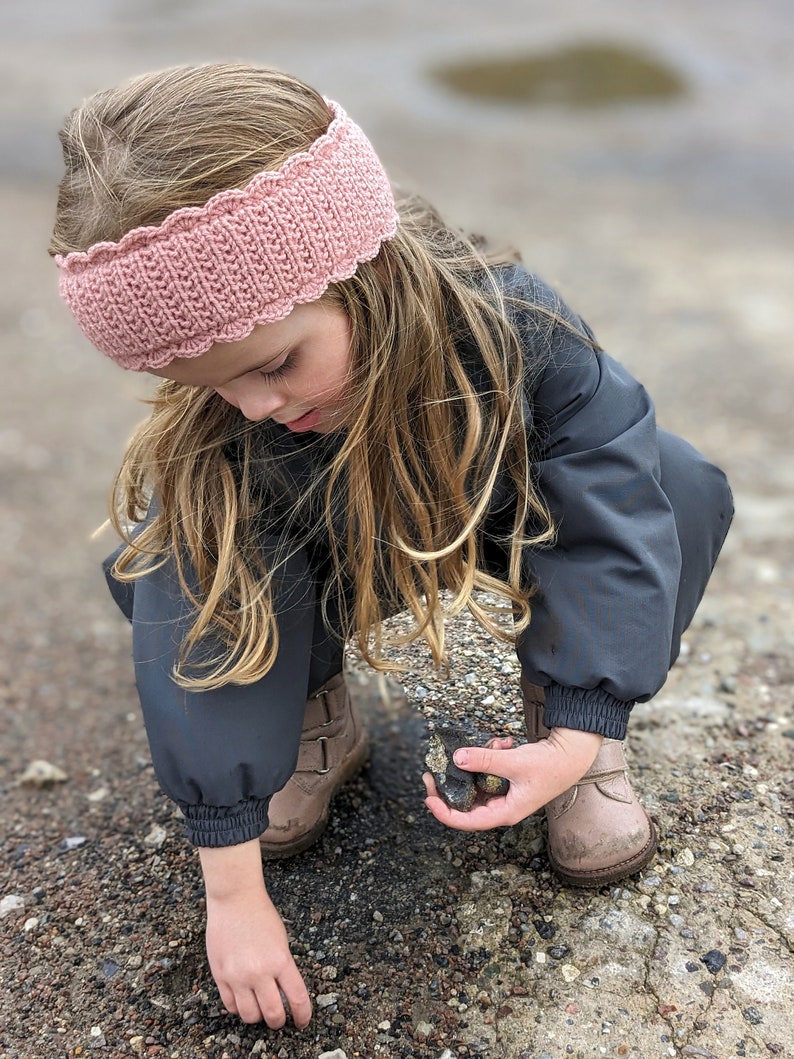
[110, 538, 318, 847]
[515, 287, 684, 740]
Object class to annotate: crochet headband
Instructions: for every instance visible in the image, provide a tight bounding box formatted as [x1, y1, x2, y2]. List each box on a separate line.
[55, 100, 399, 371]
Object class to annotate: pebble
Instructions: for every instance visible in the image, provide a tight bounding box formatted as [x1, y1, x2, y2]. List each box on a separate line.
[0, 894, 25, 918]
[316, 993, 340, 1009]
[143, 825, 167, 848]
[560, 964, 580, 982]
[19, 759, 68, 787]
[415, 1020, 434, 1037]
[59, 836, 87, 851]
[88, 1026, 106, 1048]
[700, 949, 727, 974]
[317, 1050, 347, 1059]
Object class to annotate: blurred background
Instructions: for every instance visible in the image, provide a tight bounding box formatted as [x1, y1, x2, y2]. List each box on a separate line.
[1, 0, 792, 806]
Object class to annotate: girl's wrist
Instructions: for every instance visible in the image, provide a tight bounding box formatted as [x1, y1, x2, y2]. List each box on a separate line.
[199, 838, 267, 902]
[546, 727, 604, 773]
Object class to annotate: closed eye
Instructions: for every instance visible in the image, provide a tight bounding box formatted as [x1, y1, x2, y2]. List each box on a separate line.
[260, 349, 297, 384]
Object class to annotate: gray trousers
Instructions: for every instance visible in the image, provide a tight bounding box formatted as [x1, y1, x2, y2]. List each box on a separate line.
[107, 428, 731, 832]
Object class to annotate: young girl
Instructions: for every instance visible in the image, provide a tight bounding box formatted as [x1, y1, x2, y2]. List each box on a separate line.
[50, 63, 732, 1030]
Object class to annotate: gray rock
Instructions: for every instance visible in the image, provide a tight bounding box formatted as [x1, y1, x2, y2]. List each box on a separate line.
[425, 725, 509, 811]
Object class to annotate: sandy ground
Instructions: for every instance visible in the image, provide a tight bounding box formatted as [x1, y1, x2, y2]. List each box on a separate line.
[1, 2, 792, 1058]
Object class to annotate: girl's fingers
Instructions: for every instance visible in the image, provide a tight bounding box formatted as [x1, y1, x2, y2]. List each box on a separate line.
[234, 987, 273, 1026]
[217, 981, 238, 1016]
[279, 963, 313, 1029]
[424, 792, 513, 831]
[484, 736, 514, 750]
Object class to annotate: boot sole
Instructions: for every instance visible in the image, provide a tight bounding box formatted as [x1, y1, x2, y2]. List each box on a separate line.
[259, 734, 370, 860]
[547, 815, 659, 888]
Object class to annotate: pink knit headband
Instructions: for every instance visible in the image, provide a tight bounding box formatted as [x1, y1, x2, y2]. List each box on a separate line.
[55, 100, 399, 371]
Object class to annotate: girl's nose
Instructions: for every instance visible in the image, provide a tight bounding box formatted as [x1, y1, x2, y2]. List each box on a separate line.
[237, 387, 286, 423]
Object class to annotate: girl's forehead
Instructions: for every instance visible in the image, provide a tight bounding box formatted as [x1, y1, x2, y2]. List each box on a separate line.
[147, 323, 289, 386]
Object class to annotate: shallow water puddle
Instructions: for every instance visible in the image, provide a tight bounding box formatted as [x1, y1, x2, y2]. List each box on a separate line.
[431, 41, 685, 106]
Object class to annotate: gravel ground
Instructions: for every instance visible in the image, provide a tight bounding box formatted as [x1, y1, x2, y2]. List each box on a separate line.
[1, 2, 792, 1058]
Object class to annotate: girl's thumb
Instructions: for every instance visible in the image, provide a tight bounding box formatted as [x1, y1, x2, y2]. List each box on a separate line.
[454, 747, 487, 771]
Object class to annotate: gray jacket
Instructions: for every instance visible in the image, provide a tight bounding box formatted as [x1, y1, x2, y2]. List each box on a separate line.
[105, 268, 733, 846]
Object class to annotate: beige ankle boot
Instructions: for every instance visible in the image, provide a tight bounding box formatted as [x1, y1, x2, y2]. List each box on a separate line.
[521, 678, 657, 886]
[259, 673, 369, 859]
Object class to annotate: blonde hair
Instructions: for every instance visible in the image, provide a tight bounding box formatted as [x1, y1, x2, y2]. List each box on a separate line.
[51, 62, 558, 690]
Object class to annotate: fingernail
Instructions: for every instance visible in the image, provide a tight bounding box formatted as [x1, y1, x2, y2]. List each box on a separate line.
[454, 749, 468, 766]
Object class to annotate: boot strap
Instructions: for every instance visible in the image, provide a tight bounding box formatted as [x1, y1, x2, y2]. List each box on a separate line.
[296, 735, 331, 774]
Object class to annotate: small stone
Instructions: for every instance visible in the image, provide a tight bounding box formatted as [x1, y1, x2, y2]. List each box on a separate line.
[547, 945, 570, 960]
[414, 1020, 433, 1037]
[0, 894, 25, 918]
[560, 964, 580, 982]
[59, 836, 87, 852]
[127, 954, 143, 969]
[19, 759, 68, 787]
[377, 1020, 391, 1031]
[318, 1050, 347, 1059]
[477, 772, 510, 797]
[23, 917, 39, 932]
[533, 919, 556, 940]
[316, 993, 339, 1009]
[700, 949, 727, 974]
[372, 910, 383, 923]
[88, 1026, 107, 1048]
[129, 1038, 144, 1056]
[143, 825, 167, 848]
[742, 1005, 763, 1025]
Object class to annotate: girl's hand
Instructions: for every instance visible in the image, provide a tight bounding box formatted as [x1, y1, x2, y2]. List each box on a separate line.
[199, 840, 311, 1028]
[423, 728, 603, 832]
[205, 887, 311, 1028]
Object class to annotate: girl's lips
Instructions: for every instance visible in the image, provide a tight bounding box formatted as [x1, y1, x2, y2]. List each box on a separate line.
[284, 408, 322, 433]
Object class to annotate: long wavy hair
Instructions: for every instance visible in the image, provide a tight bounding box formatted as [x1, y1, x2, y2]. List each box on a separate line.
[50, 63, 559, 690]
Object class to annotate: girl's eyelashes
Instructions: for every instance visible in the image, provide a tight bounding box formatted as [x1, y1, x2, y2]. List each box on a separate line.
[260, 349, 296, 383]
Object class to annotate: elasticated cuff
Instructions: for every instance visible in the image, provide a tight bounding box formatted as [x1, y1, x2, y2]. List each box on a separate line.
[179, 797, 271, 848]
[542, 684, 634, 741]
